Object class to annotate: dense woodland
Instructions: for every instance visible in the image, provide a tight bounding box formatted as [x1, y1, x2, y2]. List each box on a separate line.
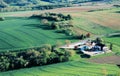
[0, 44, 73, 72]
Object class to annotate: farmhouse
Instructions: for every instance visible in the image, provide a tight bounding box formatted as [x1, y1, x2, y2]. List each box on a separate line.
[78, 41, 111, 56]
[60, 38, 111, 56]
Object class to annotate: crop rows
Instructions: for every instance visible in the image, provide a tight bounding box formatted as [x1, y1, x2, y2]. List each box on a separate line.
[0, 61, 119, 76]
[0, 17, 70, 51]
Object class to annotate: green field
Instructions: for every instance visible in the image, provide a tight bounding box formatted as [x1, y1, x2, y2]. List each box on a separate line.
[104, 37, 120, 53]
[104, 37, 120, 46]
[0, 17, 76, 51]
[0, 61, 119, 76]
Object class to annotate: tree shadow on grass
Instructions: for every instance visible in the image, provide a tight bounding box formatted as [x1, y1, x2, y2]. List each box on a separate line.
[57, 36, 78, 40]
[80, 54, 91, 58]
[116, 64, 120, 68]
[24, 24, 51, 30]
[115, 11, 120, 13]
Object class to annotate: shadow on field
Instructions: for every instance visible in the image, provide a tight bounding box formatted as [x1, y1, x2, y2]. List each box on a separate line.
[57, 37, 77, 40]
[80, 54, 91, 58]
[24, 24, 51, 30]
[24, 24, 41, 28]
[115, 11, 120, 13]
[117, 64, 120, 68]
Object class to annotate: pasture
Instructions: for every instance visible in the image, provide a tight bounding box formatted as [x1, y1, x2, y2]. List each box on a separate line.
[0, 61, 119, 76]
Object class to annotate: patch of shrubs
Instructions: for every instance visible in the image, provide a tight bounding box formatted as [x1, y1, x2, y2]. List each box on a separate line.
[32, 13, 74, 36]
[56, 28, 74, 36]
[31, 13, 72, 21]
[0, 44, 72, 72]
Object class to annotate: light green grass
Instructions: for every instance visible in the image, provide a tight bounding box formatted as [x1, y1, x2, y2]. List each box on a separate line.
[0, 61, 119, 76]
[103, 37, 120, 53]
[104, 37, 120, 46]
[0, 17, 77, 51]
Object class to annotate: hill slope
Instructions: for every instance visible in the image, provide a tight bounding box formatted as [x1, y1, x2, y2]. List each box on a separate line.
[0, 0, 51, 8]
[1, 0, 120, 7]
[0, 0, 8, 8]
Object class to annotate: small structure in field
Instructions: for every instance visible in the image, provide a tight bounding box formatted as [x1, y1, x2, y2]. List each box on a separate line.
[77, 38, 112, 56]
[60, 37, 112, 56]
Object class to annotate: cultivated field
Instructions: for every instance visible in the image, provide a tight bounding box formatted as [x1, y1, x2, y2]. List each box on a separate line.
[0, 17, 77, 51]
[67, 8, 120, 35]
[0, 61, 119, 76]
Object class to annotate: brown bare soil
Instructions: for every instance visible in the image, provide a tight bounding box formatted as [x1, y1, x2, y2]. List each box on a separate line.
[89, 55, 120, 64]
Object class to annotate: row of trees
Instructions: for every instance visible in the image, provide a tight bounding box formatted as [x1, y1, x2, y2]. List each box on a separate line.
[42, 21, 73, 30]
[38, 13, 74, 36]
[33, 13, 74, 36]
[0, 44, 73, 72]
[0, 4, 71, 12]
[39, 13, 91, 38]
[73, 33, 91, 39]
[32, 13, 72, 22]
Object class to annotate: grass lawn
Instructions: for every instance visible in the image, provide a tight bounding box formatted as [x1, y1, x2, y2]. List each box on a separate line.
[0, 60, 119, 76]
